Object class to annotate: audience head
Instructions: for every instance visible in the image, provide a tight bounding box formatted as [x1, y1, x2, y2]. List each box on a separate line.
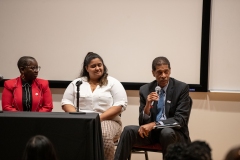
[80, 52, 108, 86]
[17, 56, 40, 82]
[152, 56, 171, 88]
[22, 135, 58, 160]
[225, 146, 240, 160]
[183, 140, 212, 160]
[164, 142, 187, 160]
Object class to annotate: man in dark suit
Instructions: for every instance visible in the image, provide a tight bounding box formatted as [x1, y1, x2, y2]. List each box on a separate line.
[114, 56, 191, 160]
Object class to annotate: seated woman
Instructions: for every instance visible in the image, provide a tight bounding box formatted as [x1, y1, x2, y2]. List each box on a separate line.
[1, 56, 53, 111]
[61, 52, 127, 160]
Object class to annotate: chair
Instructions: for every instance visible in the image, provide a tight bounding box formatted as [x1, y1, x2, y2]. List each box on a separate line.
[128, 143, 162, 160]
[128, 96, 193, 160]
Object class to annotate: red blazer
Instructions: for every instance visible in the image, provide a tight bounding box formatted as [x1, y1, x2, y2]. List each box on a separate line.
[1, 77, 53, 112]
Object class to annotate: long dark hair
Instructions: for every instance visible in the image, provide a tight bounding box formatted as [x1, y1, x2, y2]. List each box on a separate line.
[22, 135, 58, 160]
[80, 52, 108, 86]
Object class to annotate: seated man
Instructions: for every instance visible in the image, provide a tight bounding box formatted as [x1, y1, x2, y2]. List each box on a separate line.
[114, 56, 192, 160]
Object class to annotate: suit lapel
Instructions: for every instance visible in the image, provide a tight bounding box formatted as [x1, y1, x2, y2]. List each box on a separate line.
[31, 79, 42, 111]
[12, 77, 23, 111]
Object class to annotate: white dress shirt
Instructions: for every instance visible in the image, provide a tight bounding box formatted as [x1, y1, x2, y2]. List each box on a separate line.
[61, 76, 128, 122]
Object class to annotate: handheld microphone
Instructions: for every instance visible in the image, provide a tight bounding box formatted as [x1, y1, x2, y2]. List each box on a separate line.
[151, 86, 161, 106]
[0, 75, 3, 81]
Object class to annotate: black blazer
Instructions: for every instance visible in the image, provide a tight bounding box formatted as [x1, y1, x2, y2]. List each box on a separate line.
[139, 77, 191, 143]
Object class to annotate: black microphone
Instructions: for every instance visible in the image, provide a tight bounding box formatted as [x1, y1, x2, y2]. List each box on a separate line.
[76, 80, 82, 86]
[0, 75, 3, 81]
[76, 80, 82, 112]
[151, 86, 161, 106]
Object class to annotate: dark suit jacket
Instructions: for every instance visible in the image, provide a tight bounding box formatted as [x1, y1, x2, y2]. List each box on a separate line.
[2, 77, 53, 112]
[139, 77, 191, 143]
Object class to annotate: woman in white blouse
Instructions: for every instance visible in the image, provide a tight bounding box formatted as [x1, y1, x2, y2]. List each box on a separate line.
[61, 52, 128, 160]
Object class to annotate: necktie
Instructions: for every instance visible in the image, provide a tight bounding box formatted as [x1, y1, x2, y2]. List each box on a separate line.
[23, 83, 31, 111]
[156, 89, 165, 121]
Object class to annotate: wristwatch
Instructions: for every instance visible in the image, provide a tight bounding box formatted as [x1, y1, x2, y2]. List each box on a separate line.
[155, 121, 160, 125]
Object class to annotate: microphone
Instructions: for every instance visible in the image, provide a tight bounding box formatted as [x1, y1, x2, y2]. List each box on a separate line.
[0, 75, 3, 81]
[76, 80, 82, 112]
[70, 80, 83, 114]
[151, 86, 161, 106]
[76, 80, 82, 86]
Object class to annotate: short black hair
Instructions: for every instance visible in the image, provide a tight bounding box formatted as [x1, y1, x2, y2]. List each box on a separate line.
[152, 56, 171, 71]
[17, 56, 36, 69]
[165, 143, 187, 160]
[183, 140, 212, 160]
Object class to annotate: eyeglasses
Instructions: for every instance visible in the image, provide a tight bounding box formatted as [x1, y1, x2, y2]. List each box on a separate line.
[25, 66, 41, 71]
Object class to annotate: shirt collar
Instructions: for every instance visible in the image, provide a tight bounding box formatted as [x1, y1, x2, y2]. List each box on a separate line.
[160, 81, 169, 93]
[81, 77, 88, 82]
[21, 79, 32, 87]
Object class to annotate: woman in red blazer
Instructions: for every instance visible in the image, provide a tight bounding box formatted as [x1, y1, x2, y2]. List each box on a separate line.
[1, 56, 53, 112]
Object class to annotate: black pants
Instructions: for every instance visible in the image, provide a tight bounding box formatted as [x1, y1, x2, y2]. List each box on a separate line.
[114, 125, 184, 160]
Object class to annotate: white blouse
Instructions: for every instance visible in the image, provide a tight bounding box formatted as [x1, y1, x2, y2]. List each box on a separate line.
[61, 76, 128, 116]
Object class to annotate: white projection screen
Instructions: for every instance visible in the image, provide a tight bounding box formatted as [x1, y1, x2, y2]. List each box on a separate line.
[0, 0, 211, 91]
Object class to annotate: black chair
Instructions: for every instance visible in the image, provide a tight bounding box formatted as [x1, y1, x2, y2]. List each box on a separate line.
[128, 143, 162, 160]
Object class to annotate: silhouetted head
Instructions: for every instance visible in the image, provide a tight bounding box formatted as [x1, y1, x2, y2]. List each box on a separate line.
[22, 135, 58, 160]
[183, 140, 212, 160]
[225, 146, 240, 160]
[165, 142, 187, 160]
